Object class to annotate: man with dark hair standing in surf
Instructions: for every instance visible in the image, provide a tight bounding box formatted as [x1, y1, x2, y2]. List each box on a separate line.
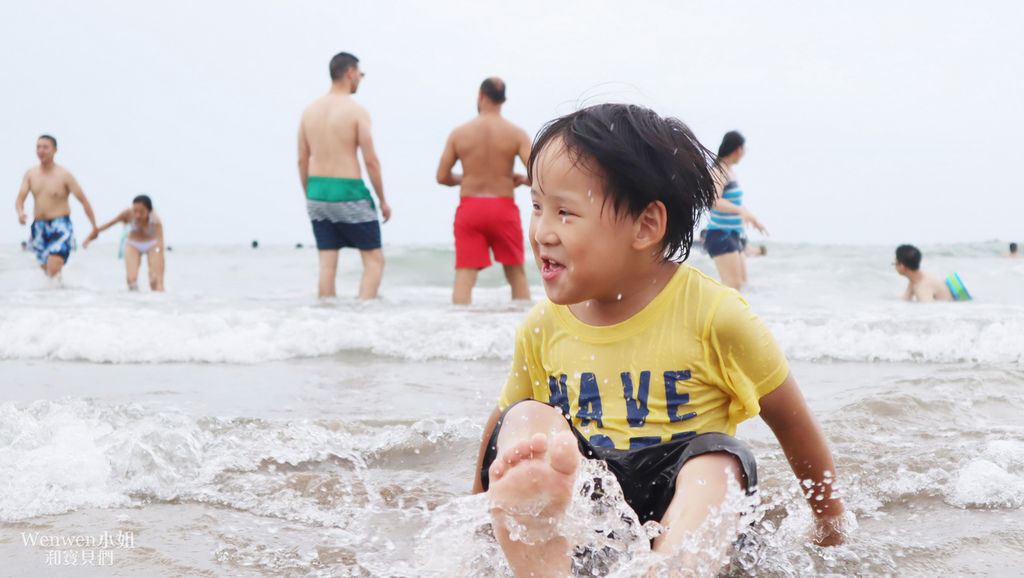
[15, 134, 98, 281]
[298, 52, 391, 299]
[436, 77, 532, 305]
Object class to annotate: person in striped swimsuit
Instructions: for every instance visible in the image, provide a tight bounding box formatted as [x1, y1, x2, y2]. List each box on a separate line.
[702, 131, 767, 290]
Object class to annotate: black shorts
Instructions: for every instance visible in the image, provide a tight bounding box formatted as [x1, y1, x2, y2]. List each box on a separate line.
[703, 229, 743, 258]
[311, 219, 381, 251]
[480, 400, 758, 525]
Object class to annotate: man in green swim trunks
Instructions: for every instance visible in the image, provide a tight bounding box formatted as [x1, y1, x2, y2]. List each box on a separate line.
[298, 51, 392, 299]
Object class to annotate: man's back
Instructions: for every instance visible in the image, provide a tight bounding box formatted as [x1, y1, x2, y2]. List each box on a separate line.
[450, 114, 529, 198]
[300, 93, 365, 179]
[25, 164, 73, 220]
[910, 271, 954, 302]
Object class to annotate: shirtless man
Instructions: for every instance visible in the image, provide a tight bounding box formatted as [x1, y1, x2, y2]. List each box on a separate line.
[894, 244, 964, 302]
[298, 52, 391, 299]
[14, 135, 98, 279]
[436, 77, 532, 305]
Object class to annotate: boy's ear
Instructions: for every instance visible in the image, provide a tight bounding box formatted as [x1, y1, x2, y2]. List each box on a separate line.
[632, 201, 667, 251]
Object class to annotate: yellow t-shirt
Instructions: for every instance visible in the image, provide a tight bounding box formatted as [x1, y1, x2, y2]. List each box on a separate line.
[499, 265, 789, 450]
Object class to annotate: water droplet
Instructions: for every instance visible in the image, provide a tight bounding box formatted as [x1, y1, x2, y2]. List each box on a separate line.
[590, 355, 595, 360]
[617, 293, 622, 300]
[697, 479, 706, 486]
[522, 365, 528, 371]
[609, 123, 614, 131]
[673, 147, 678, 155]
[534, 327, 540, 333]
[562, 217, 566, 224]
[587, 190, 592, 197]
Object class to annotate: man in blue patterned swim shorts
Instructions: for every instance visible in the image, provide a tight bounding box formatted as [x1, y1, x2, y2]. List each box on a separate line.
[15, 135, 98, 279]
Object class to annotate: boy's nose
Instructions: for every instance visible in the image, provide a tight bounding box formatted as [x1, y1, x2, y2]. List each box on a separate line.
[532, 216, 558, 245]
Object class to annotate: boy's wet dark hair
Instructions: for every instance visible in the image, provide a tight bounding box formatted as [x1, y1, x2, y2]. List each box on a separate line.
[329, 52, 359, 81]
[38, 134, 58, 148]
[528, 103, 716, 262]
[1010, 242, 1018, 253]
[480, 77, 506, 104]
[133, 194, 153, 211]
[895, 244, 922, 270]
[717, 131, 744, 158]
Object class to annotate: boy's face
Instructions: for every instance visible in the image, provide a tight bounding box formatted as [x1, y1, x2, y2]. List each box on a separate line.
[529, 141, 640, 305]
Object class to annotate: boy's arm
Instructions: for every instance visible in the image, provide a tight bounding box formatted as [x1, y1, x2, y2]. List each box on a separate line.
[472, 405, 503, 494]
[436, 133, 462, 187]
[710, 165, 767, 235]
[83, 209, 130, 248]
[759, 372, 847, 546]
[67, 173, 97, 230]
[357, 108, 389, 222]
[297, 119, 310, 194]
[513, 128, 531, 187]
[901, 281, 914, 301]
[15, 172, 30, 224]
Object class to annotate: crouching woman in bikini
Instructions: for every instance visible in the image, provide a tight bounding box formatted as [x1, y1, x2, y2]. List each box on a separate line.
[83, 194, 165, 291]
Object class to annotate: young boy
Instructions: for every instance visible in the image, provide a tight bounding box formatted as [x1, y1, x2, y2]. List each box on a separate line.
[894, 244, 971, 302]
[472, 104, 846, 575]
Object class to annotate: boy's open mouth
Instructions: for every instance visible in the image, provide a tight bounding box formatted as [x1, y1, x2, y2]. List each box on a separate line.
[540, 257, 565, 281]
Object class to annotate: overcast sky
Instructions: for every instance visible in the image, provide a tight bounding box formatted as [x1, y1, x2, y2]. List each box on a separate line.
[3, 0, 1021, 248]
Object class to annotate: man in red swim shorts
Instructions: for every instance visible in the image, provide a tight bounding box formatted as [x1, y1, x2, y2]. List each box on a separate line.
[436, 77, 532, 305]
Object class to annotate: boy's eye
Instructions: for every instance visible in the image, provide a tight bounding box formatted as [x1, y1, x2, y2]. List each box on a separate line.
[557, 209, 571, 216]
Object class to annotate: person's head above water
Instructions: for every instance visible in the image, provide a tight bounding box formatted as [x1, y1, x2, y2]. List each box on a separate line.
[717, 130, 745, 162]
[527, 103, 716, 262]
[895, 244, 922, 271]
[36, 134, 57, 163]
[479, 77, 506, 105]
[1010, 242, 1019, 255]
[133, 194, 152, 212]
[132, 194, 153, 222]
[328, 52, 362, 93]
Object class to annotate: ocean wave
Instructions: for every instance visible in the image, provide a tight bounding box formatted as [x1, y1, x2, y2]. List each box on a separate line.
[1, 300, 1022, 365]
[0, 397, 479, 522]
[0, 304, 520, 364]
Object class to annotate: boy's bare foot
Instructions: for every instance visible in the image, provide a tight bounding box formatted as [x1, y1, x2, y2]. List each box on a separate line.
[487, 431, 579, 542]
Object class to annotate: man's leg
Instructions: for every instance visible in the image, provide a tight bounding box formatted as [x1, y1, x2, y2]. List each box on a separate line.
[453, 268, 478, 304]
[318, 250, 339, 297]
[502, 264, 531, 301]
[487, 401, 581, 578]
[652, 452, 745, 571]
[44, 254, 65, 279]
[357, 248, 384, 300]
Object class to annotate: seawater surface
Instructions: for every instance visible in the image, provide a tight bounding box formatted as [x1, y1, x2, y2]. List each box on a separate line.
[1, 242, 1023, 576]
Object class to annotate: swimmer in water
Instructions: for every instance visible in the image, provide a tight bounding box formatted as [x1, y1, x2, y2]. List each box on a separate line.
[83, 194, 165, 291]
[893, 244, 970, 302]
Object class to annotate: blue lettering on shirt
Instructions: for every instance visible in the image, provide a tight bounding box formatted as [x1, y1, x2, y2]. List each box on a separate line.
[628, 436, 663, 449]
[548, 374, 570, 416]
[664, 370, 697, 422]
[589, 434, 615, 449]
[576, 372, 604, 428]
[621, 371, 651, 427]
